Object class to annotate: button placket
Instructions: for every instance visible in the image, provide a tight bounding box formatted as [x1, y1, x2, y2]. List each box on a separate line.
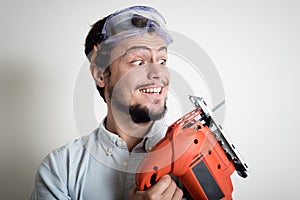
[121, 161, 128, 167]
[107, 147, 113, 153]
[105, 145, 114, 156]
[116, 140, 123, 147]
[147, 146, 152, 152]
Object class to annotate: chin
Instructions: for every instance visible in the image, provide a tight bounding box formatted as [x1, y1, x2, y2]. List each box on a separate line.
[129, 101, 167, 124]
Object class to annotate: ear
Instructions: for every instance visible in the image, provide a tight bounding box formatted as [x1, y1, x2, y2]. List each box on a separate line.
[90, 63, 105, 87]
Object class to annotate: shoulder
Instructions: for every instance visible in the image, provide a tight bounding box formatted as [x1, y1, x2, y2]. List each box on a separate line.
[40, 128, 99, 170]
[32, 130, 99, 199]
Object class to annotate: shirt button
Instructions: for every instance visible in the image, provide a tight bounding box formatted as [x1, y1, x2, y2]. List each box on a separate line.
[122, 161, 128, 167]
[116, 140, 123, 147]
[107, 147, 113, 153]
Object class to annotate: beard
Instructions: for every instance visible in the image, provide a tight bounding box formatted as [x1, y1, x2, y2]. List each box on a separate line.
[107, 82, 167, 124]
[128, 102, 167, 123]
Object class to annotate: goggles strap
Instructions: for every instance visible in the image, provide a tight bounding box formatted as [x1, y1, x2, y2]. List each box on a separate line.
[91, 45, 99, 63]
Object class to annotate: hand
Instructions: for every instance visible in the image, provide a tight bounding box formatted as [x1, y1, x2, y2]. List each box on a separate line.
[129, 175, 183, 200]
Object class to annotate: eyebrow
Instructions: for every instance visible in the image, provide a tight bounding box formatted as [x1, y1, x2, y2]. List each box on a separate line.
[125, 45, 167, 54]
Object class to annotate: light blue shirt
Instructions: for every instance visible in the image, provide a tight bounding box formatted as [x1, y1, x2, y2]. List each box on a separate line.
[31, 119, 168, 200]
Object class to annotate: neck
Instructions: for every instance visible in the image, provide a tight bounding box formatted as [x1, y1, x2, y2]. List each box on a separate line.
[105, 107, 153, 152]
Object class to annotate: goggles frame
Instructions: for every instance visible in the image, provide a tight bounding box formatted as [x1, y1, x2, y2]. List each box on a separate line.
[100, 6, 173, 46]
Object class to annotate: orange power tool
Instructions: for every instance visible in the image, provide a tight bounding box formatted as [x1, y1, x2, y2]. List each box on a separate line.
[136, 96, 249, 200]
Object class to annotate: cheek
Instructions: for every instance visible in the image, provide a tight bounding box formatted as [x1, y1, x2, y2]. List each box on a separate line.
[109, 70, 140, 99]
[162, 67, 171, 81]
[117, 68, 147, 88]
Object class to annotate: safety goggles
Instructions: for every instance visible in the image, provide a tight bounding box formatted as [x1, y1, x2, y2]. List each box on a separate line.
[100, 6, 173, 46]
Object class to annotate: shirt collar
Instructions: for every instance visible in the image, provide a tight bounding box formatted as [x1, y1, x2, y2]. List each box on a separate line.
[97, 118, 168, 154]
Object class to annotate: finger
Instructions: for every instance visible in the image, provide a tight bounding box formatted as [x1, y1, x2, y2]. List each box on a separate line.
[148, 175, 172, 194]
[128, 187, 148, 200]
[161, 179, 177, 199]
[128, 187, 136, 198]
[171, 187, 183, 200]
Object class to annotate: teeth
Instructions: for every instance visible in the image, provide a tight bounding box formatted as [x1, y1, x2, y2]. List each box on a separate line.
[140, 87, 162, 94]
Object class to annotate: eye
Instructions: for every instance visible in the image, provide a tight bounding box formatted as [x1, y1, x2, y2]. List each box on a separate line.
[131, 60, 145, 66]
[158, 59, 167, 66]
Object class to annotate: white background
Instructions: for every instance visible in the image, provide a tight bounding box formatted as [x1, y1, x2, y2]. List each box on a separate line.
[1, 0, 299, 199]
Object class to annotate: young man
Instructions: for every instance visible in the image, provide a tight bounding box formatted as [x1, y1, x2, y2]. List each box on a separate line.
[31, 6, 183, 199]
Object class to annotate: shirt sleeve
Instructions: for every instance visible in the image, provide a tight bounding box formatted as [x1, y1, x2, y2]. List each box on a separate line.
[30, 150, 71, 200]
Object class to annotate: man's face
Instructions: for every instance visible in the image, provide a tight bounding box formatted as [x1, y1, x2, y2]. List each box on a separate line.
[104, 32, 170, 124]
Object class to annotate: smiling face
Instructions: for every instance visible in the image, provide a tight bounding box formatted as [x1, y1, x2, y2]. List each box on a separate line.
[104, 32, 170, 124]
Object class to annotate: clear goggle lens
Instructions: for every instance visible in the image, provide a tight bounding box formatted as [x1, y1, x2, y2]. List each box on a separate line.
[101, 6, 173, 45]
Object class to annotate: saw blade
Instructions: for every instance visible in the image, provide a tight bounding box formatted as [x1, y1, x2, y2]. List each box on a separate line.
[189, 95, 249, 178]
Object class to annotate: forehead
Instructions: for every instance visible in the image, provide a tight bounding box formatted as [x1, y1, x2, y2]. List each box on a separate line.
[111, 32, 167, 58]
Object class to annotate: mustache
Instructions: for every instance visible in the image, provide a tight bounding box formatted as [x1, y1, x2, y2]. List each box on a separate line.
[134, 80, 169, 90]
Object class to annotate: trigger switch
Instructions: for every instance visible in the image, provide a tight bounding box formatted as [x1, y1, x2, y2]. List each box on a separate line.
[150, 173, 157, 186]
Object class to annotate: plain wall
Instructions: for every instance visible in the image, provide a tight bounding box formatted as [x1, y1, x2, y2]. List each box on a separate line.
[0, 0, 299, 199]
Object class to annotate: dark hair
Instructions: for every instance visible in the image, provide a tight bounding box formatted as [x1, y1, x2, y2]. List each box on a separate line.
[84, 16, 111, 102]
[84, 16, 109, 61]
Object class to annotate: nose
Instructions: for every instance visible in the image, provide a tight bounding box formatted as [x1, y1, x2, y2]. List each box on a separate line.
[146, 63, 168, 81]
